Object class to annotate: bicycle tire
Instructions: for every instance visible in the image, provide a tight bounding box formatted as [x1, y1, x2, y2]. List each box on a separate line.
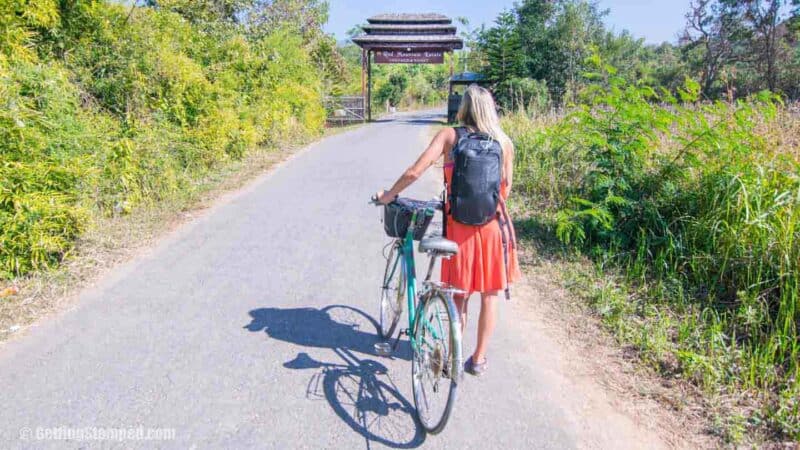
[379, 242, 405, 340]
[411, 291, 461, 434]
[323, 366, 423, 448]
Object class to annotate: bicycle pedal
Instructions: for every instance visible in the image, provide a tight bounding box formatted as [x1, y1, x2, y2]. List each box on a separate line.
[374, 342, 393, 357]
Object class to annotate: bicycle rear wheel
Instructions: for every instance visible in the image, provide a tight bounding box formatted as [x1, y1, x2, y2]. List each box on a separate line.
[411, 292, 461, 434]
[379, 243, 405, 340]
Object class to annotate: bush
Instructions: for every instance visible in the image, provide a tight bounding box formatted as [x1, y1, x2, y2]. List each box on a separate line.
[507, 68, 800, 439]
[0, 59, 95, 276]
[495, 77, 550, 113]
[376, 74, 408, 108]
[0, 2, 325, 278]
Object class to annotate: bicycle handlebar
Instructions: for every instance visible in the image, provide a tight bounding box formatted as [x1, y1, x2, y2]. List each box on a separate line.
[370, 192, 399, 206]
[370, 197, 443, 211]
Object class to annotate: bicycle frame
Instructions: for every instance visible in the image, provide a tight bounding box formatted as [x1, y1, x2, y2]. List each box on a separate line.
[390, 209, 444, 351]
[377, 201, 462, 433]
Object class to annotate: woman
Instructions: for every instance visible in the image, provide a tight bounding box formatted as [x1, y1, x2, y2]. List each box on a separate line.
[375, 85, 521, 376]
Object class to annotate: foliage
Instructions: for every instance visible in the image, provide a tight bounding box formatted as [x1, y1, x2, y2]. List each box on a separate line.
[474, 0, 800, 109]
[0, 1, 326, 278]
[476, 0, 611, 105]
[378, 63, 451, 108]
[494, 77, 550, 113]
[479, 11, 523, 87]
[0, 0, 60, 61]
[333, 42, 453, 110]
[506, 63, 800, 440]
[375, 74, 407, 107]
[0, 59, 94, 277]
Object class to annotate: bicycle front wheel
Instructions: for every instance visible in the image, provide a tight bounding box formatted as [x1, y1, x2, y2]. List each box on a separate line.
[379, 242, 405, 340]
[411, 292, 461, 434]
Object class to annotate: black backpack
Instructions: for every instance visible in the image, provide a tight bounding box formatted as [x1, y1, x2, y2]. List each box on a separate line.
[448, 127, 503, 226]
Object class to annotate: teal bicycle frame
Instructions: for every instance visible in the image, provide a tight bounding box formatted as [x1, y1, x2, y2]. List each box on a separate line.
[377, 198, 461, 434]
[389, 207, 445, 351]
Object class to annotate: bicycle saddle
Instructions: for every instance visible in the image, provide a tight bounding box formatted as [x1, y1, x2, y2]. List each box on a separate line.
[418, 237, 458, 256]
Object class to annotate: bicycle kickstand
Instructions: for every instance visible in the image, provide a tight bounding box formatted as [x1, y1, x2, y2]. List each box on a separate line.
[393, 329, 409, 352]
[374, 329, 410, 357]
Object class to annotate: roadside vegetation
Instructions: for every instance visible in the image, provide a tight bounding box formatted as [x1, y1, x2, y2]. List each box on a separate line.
[2, 0, 798, 443]
[0, 0, 345, 280]
[506, 75, 799, 443]
[478, 0, 800, 443]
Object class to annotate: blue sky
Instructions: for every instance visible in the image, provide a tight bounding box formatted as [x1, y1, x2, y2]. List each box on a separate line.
[324, 0, 692, 44]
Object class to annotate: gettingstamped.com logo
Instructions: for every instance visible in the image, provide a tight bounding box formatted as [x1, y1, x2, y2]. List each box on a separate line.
[18, 426, 176, 442]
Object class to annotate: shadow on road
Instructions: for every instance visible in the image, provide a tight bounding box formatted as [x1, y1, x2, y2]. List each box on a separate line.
[243, 305, 411, 361]
[244, 305, 424, 448]
[285, 349, 426, 448]
[373, 113, 448, 126]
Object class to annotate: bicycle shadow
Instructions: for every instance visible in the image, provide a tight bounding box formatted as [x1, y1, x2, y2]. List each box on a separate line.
[244, 305, 424, 448]
[286, 349, 426, 448]
[243, 305, 411, 361]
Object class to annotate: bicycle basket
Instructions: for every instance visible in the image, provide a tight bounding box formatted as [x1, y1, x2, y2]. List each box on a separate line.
[383, 198, 437, 241]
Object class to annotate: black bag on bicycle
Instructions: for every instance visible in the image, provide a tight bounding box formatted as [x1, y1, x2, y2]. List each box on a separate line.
[383, 198, 435, 241]
[448, 127, 503, 226]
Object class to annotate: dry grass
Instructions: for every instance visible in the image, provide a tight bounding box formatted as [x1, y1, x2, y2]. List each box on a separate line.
[513, 253, 718, 449]
[511, 211, 734, 447]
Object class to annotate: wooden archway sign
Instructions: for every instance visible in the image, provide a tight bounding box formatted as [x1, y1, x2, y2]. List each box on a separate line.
[352, 13, 464, 121]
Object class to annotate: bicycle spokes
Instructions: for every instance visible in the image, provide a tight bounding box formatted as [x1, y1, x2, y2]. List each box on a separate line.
[411, 294, 459, 434]
[379, 245, 405, 339]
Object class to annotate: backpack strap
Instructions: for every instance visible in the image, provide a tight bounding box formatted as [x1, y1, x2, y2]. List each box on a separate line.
[443, 127, 469, 238]
[497, 199, 516, 300]
[497, 211, 512, 301]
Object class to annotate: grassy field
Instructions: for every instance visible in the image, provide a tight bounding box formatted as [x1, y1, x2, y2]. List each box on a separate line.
[505, 74, 799, 443]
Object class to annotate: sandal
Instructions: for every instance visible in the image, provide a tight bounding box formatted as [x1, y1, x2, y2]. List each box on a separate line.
[464, 356, 487, 376]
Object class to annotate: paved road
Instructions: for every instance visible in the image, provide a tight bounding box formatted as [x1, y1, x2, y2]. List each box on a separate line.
[0, 112, 663, 449]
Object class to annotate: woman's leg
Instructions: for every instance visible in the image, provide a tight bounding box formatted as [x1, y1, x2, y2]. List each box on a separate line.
[453, 294, 468, 336]
[472, 291, 499, 363]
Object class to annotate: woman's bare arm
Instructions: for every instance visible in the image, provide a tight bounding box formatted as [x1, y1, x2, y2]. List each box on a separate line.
[377, 128, 454, 204]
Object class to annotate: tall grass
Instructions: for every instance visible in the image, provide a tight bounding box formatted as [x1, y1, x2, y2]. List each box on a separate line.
[0, 1, 325, 278]
[506, 68, 800, 440]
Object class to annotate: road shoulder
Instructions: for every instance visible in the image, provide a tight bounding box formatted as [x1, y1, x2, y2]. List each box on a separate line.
[510, 258, 717, 449]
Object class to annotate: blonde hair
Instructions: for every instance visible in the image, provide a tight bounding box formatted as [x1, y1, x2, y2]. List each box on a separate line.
[456, 84, 511, 148]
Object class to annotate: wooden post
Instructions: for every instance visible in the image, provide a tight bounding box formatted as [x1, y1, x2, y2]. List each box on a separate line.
[367, 50, 373, 122]
[361, 48, 366, 99]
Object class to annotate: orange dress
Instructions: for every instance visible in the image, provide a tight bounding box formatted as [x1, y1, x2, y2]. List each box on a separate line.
[440, 159, 522, 296]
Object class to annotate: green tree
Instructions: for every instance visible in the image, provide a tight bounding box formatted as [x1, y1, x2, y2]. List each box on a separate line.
[144, 0, 254, 23]
[482, 0, 611, 104]
[544, 0, 607, 101]
[515, 0, 557, 82]
[478, 11, 524, 85]
[648, 43, 692, 92]
[247, 0, 328, 40]
[682, 0, 750, 97]
[376, 73, 408, 107]
[741, 0, 788, 92]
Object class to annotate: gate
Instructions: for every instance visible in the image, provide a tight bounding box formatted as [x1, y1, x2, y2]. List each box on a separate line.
[324, 96, 366, 126]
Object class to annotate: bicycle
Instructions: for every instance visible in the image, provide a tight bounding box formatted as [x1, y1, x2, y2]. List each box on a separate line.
[370, 196, 464, 434]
